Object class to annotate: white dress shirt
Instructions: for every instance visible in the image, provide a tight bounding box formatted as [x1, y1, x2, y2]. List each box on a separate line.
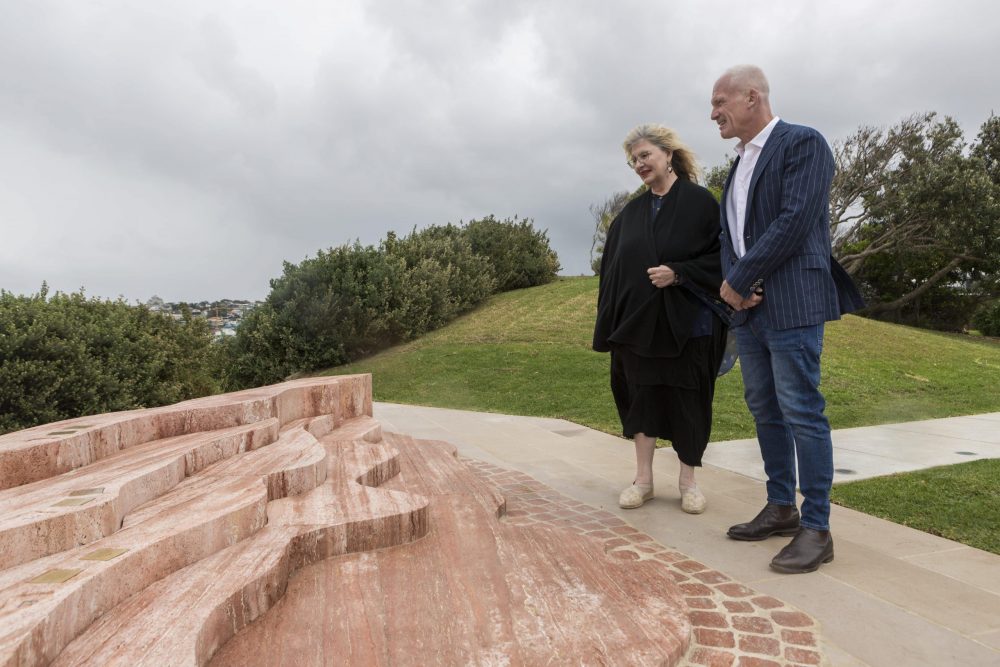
[727, 116, 780, 257]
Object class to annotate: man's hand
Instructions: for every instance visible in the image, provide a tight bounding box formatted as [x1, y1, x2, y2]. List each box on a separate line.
[720, 280, 743, 309]
[721, 280, 765, 311]
[647, 265, 676, 288]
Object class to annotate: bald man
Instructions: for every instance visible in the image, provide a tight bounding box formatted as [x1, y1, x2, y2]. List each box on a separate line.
[710, 65, 863, 574]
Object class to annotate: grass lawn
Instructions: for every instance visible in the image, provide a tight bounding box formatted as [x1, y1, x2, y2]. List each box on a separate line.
[831, 459, 1000, 555]
[331, 276, 1000, 442]
[327, 276, 1000, 553]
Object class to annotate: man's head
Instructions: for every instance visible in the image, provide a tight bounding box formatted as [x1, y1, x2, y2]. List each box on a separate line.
[711, 65, 774, 143]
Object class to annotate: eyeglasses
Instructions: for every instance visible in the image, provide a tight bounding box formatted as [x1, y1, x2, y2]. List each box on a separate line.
[627, 150, 655, 170]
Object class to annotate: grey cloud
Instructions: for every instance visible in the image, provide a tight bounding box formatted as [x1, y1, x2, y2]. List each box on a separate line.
[1, 0, 998, 301]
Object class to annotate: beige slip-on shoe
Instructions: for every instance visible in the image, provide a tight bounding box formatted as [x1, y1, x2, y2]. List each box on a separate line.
[619, 483, 654, 509]
[680, 486, 707, 514]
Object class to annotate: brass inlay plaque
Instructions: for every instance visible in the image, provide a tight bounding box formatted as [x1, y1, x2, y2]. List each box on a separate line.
[52, 497, 95, 507]
[69, 487, 105, 496]
[81, 548, 128, 561]
[29, 569, 82, 584]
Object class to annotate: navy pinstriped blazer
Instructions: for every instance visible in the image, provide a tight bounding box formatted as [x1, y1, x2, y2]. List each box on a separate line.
[720, 120, 862, 330]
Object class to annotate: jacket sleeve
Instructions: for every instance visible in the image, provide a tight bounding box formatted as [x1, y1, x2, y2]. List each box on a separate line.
[592, 213, 623, 352]
[666, 188, 723, 295]
[725, 129, 835, 297]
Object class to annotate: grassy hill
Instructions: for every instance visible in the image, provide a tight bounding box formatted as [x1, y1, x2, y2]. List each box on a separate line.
[328, 276, 1000, 442]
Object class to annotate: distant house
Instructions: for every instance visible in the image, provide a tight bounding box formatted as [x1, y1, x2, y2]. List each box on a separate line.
[146, 295, 165, 312]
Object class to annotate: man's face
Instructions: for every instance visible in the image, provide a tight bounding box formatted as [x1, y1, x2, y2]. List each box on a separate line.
[710, 78, 753, 142]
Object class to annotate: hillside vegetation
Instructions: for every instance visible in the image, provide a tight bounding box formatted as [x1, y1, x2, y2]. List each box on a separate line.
[330, 277, 1000, 442]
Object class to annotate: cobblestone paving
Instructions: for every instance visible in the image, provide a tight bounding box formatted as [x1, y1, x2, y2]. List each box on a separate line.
[465, 459, 827, 667]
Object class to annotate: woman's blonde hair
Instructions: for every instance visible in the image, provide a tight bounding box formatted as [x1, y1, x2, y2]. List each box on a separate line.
[622, 124, 702, 183]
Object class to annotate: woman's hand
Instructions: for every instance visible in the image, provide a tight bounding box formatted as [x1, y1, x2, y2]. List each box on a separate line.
[647, 264, 677, 288]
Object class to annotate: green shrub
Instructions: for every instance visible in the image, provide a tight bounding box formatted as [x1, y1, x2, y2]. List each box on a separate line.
[463, 215, 560, 292]
[0, 286, 220, 434]
[383, 226, 496, 328]
[224, 231, 497, 389]
[972, 300, 1000, 336]
[223, 216, 559, 389]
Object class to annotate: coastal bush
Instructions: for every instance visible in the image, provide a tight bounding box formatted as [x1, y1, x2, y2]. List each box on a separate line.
[224, 216, 559, 389]
[0, 286, 219, 434]
[463, 215, 560, 291]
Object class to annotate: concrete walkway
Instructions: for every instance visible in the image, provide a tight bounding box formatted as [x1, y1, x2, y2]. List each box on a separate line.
[374, 403, 1000, 667]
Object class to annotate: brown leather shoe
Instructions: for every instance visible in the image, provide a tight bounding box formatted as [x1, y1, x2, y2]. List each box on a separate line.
[727, 503, 800, 541]
[769, 528, 834, 574]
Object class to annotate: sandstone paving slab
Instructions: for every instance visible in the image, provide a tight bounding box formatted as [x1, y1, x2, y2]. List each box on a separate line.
[878, 413, 1000, 445]
[903, 546, 1000, 596]
[822, 541, 1000, 636]
[759, 573, 1000, 667]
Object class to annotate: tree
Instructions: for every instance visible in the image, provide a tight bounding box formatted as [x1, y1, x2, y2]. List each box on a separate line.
[704, 157, 734, 201]
[829, 113, 1000, 327]
[589, 186, 645, 274]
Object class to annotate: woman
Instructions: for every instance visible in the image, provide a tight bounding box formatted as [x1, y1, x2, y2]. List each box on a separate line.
[593, 124, 728, 513]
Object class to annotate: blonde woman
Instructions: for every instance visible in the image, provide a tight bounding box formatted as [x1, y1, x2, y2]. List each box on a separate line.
[593, 124, 728, 514]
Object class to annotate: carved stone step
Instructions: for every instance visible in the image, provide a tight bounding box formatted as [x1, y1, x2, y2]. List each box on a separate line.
[54, 436, 429, 667]
[0, 476, 269, 667]
[0, 376, 371, 490]
[0, 419, 278, 570]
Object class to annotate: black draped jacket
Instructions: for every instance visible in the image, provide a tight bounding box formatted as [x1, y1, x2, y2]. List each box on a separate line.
[593, 178, 725, 358]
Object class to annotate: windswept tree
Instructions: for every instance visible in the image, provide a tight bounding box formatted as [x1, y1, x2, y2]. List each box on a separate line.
[589, 186, 645, 274]
[829, 112, 1000, 327]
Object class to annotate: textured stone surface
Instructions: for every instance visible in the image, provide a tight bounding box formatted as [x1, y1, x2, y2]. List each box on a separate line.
[213, 433, 691, 667]
[0, 376, 825, 666]
[1, 377, 384, 666]
[461, 459, 828, 666]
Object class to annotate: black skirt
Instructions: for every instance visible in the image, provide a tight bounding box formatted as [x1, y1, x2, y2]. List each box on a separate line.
[609, 315, 727, 466]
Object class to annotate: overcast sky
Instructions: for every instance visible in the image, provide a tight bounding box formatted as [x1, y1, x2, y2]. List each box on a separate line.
[2, 0, 997, 303]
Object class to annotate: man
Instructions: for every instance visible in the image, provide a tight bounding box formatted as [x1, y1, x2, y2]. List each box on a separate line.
[710, 65, 863, 574]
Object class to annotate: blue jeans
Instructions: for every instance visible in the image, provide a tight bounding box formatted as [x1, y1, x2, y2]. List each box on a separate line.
[735, 322, 833, 531]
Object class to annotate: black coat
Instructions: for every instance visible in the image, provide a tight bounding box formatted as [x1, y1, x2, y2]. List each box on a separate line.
[594, 179, 724, 358]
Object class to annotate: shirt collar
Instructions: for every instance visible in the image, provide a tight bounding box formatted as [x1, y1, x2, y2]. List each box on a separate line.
[735, 116, 781, 158]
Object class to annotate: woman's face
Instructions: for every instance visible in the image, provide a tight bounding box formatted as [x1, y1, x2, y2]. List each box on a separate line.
[628, 139, 672, 188]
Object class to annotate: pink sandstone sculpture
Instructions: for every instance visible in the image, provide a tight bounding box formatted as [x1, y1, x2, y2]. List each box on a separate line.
[0, 375, 692, 666]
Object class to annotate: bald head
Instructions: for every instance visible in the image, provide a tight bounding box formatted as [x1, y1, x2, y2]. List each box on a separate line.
[711, 64, 775, 143]
[718, 65, 770, 101]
